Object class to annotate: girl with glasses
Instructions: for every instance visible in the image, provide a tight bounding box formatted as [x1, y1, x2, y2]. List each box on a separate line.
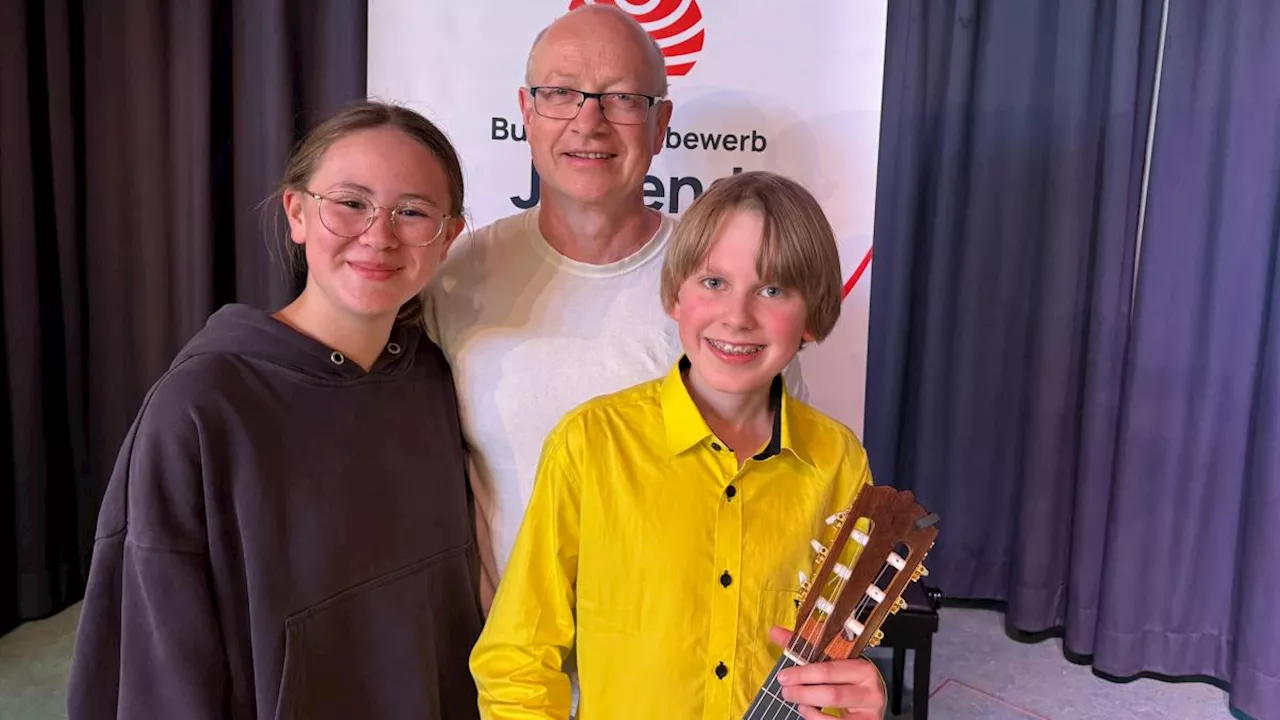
[68, 101, 482, 720]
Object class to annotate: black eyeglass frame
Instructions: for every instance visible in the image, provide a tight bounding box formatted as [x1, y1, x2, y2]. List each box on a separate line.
[527, 85, 666, 125]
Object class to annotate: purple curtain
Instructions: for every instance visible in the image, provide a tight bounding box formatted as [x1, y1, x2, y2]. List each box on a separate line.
[867, 0, 1279, 714]
[1082, 2, 1280, 715]
[867, 0, 1159, 607]
[0, 0, 367, 635]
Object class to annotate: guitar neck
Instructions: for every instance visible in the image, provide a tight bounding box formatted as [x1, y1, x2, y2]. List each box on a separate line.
[742, 654, 805, 719]
[741, 486, 939, 719]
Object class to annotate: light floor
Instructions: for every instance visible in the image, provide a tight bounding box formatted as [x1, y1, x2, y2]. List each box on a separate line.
[0, 603, 1253, 719]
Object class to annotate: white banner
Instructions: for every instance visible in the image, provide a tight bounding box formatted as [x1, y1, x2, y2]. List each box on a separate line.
[369, 0, 886, 437]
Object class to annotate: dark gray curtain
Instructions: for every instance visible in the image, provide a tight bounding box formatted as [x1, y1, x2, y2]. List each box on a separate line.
[1082, 2, 1280, 714]
[0, 0, 367, 635]
[867, 0, 1279, 715]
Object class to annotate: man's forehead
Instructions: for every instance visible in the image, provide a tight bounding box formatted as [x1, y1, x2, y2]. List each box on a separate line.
[529, 19, 659, 88]
[536, 67, 645, 90]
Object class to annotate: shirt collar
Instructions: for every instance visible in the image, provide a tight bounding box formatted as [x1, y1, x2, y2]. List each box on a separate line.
[660, 357, 815, 468]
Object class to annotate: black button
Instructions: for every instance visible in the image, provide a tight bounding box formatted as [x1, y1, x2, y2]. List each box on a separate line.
[720, 571, 732, 587]
[711, 442, 722, 451]
[715, 662, 728, 679]
[725, 485, 737, 499]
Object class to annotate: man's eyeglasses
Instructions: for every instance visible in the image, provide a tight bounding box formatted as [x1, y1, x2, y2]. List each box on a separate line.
[304, 190, 451, 248]
[528, 86, 664, 125]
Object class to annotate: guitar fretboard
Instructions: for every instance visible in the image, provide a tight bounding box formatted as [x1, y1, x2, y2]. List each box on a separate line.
[741, 654, 805, 719]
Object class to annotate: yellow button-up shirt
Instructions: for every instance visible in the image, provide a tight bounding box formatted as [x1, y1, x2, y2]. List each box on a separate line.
[470, 361, 874, 719]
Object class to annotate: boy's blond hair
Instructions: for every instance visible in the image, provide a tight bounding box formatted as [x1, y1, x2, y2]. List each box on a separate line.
[660, 171, 842, 341]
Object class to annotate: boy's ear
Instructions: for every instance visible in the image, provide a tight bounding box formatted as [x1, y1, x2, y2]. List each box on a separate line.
[667, 295, 682, 322]
[802, 329, 816, 343]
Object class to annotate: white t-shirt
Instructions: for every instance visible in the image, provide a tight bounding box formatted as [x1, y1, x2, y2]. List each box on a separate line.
[426, 208, 682, 578]
[426, 207, 808, 588]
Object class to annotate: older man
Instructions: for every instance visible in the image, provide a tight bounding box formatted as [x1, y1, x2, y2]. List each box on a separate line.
[427, 5, 681, 595]
[429, 4, 822, 592]
[431, 6, 881, 719]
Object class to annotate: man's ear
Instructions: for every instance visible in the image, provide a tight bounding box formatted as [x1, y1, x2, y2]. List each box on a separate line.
[518, 86, 535, 126]
[283, 189, 307, 245]
[651, 99, 674, 155]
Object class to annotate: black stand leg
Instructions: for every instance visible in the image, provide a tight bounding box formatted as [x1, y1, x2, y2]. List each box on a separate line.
[912, 643, 932, 719]
[890, 647, 906, 716]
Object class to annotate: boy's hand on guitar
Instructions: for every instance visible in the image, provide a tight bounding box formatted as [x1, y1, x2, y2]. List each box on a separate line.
[769, 626, 887, 720]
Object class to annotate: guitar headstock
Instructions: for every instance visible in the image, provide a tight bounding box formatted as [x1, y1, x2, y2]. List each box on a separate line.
[786, 486, 938, 663]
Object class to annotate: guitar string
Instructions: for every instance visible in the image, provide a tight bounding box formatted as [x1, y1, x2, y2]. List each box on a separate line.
[756, 561, 896, 720]
[746, 538, 849, 720]
[751, 528, 901, 720]
[745, 573, 835, 720]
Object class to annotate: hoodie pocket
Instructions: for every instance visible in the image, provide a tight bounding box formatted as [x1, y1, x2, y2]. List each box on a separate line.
[273, 543, 482, 720]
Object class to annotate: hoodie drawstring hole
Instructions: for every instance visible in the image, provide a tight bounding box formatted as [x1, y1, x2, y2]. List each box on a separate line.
[387, 342, 402, 356]
[330, 351, 346, 365]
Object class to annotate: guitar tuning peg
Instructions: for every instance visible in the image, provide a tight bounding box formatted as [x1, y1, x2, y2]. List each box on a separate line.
[868, 629, 884, 647]
[811, 540, 829, 566]
[798, 571, 809, 588]
[824, 512, 847, 527]
[911, 564, 930, 582]
[890, 597, 908, 614]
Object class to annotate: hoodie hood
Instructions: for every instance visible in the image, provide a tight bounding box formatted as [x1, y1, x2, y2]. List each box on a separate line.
[176, 304, 422, 384]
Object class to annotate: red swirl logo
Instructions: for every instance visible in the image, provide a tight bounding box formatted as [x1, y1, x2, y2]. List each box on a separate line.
[567, 0, 705, 78]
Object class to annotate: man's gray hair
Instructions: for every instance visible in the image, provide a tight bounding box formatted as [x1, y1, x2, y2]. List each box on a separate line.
[524, 4, 669, 97]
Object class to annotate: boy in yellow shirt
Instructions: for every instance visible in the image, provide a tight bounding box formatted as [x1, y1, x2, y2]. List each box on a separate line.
[470, 171, 886, 719]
